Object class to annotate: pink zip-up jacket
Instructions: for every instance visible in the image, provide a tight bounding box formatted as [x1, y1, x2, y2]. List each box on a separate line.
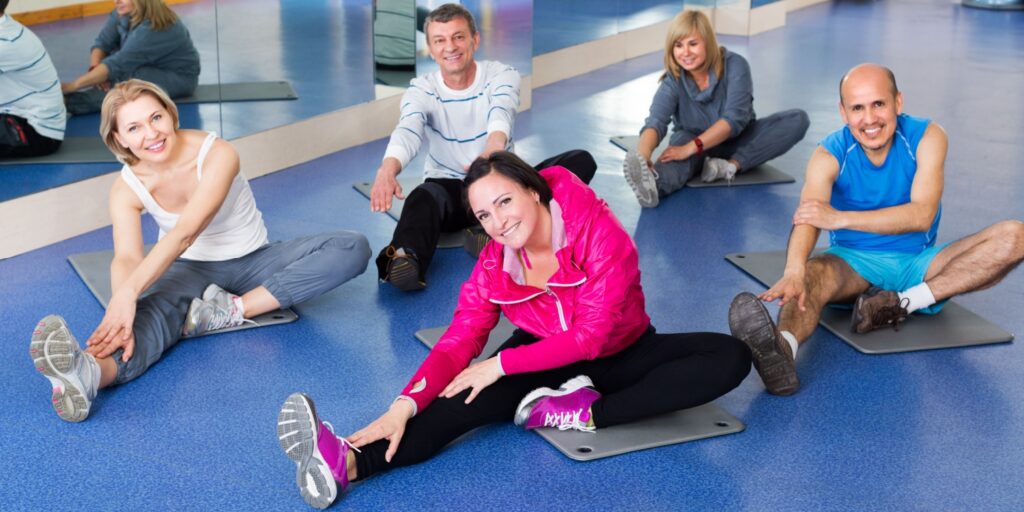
[398, 166, 651, 414]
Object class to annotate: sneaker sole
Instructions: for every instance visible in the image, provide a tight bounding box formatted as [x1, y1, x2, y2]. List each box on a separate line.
[463, 229, 491, 259]
[850, 292, 869, 334]
[277, 393, 337, 509]
[623, 152, 659, 208]
[387, 258, 425, 292]
[30, 316, 89, 423]
[728, 293, 800, 396]
[513, 375, 595, 426]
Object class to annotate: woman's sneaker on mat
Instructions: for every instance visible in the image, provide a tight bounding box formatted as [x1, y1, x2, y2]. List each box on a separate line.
[728, 292, 799, 396]
[514, 375, 600, 432]
[29, 315, 101, 422]
[622, 150, 659, 208]
[277, 393, 360, 509]
[701, 157, 738, 183]
[181, 284, 252, 337]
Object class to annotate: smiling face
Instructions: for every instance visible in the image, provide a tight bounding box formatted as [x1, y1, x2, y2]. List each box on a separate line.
[839, 66, 903, 155]
[112, 93, 177, 165]
[673, 32, 707, 74]
[426, 17, 480, 81]
[468, 172, 543, 251]
[114, 0, 135, 16]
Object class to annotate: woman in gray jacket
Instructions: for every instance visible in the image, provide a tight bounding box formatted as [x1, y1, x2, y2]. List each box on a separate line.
[62, 0, 199, 115]
[622, 10, 809, 208]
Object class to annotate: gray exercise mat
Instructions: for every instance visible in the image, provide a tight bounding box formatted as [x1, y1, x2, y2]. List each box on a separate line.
[67, 249, 298, 336]
[609, 135, 795, 188]
[725, 250, 1014, 354]
[176, 81, 298, 104]
[353, 181, 467, 249]
[415, 319, 746, 461]
[1, 136, 118, 165]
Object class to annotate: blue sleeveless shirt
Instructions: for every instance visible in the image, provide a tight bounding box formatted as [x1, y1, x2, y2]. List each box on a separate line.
[820, 113, 940, 253]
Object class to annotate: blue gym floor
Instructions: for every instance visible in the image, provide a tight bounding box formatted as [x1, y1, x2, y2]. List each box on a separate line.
[3, 1, 1023, 509]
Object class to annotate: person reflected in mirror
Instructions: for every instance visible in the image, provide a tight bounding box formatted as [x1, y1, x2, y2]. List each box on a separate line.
[728, 64, 1024, 396]
[29, 80, 371, 423]
[623, 10, 809, 207]
[61, 0, 200, 115]
[369, 3, 597, 292]
[277, 152, 751, 509]
[0, 0, 66, 158]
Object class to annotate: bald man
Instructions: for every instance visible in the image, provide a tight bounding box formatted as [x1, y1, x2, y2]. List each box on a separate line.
[727, 64, 1024, 396]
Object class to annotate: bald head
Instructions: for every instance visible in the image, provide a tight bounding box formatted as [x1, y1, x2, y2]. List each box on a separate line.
[839, 64, 898, 105]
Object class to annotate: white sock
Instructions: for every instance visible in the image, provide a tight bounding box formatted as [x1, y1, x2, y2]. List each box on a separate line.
[898, 283, 936, 313]
[231, 294, 246, 318]
[780, 330, 799, 359]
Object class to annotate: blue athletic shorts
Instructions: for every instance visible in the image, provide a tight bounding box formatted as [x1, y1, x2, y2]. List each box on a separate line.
[824, 242, 952, 314]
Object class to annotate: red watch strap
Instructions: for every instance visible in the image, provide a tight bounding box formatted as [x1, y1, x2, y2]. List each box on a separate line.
[693, 137, 704, 155]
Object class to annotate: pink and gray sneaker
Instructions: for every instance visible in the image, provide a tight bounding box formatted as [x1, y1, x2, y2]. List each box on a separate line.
[277, 393, 360, 509]
[30, 315, 101, 422]
[514, 375, 600, 432]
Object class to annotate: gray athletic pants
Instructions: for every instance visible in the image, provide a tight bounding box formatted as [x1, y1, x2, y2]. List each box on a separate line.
[65, 66, 199, 115]
[111, 231, 371, 384]
[653, 109, 809, 196]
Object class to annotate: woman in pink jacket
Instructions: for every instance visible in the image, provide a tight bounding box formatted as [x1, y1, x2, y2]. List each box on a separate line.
[275, 151, 752, 509]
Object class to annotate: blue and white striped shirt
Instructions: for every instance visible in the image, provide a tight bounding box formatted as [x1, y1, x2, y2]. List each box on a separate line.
[0, 14, 66, 141]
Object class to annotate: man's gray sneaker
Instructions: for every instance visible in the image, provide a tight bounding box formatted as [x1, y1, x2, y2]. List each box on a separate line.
[728, 292, 799, 396]
[701, 157, 738, 183]
[181, 284, 251, 337]
[30, 315, 100, 422]
[622, 149, 659, 208]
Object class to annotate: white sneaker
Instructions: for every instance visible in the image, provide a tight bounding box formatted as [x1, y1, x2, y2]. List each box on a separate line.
[622, 150, 660, 208]
[30, 315, 100, 422]
[181, 284, 252, 337]
[701, 157, 738, 183]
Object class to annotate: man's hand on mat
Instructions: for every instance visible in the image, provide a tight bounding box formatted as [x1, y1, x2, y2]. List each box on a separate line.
[371, 160, 405, 212]
[761, 271, 808, 311]
[440, 357, 502, 404]
[85, 290, 137, 362]
[793, 199, 845, 230]
[348, 399, 415, 463]
[657, 144, 696, 163]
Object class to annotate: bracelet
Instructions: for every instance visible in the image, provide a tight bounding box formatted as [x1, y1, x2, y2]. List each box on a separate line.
[693, 137, 704, 155]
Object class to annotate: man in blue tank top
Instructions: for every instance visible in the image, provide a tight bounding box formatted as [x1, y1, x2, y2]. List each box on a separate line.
[727, 64, 1024, 396]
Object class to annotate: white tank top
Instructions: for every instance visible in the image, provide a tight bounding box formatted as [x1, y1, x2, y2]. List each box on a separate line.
[119, 132, 269, 261]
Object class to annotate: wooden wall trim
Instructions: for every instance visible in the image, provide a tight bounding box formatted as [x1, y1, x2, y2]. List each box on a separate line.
[11, 0, 195, 26]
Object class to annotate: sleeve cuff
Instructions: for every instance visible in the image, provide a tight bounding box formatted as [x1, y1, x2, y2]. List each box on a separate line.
[495, 352, 506, 376]
[394, 395, 419, 417]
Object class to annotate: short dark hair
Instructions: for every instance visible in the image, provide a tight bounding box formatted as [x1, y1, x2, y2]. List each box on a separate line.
[424, 3, 477, 36]
[839, 65, 898, 104]
[0, 0, 10, 15]
[464, 151, 553, 212]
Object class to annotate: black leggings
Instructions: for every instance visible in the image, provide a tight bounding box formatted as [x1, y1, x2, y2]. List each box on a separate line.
[354, 327, 751, 480]
[374, 149, 598, 281]
[0, 114, 62, 158]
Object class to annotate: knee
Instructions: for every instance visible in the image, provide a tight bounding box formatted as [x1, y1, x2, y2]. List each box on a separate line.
[326, 231, 372, 273]
[792, 109, 811, 137]
[706, 332, 754, 384]
[991, 220, 1024, 262]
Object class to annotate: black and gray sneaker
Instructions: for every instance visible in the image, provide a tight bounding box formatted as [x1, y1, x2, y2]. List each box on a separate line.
[622, 149, 659, 208]
[383, 247, 425, 291]
[463, 226, 491, 259]
[728, 292, 799, 396]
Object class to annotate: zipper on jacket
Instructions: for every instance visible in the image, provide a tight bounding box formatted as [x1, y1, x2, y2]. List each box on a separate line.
[546, 288, 569, 331]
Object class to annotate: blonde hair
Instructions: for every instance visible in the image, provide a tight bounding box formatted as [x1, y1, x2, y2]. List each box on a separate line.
[100, 79, 180, 165]
[129, 0, 179, 31]
[662, 10, 725, 82]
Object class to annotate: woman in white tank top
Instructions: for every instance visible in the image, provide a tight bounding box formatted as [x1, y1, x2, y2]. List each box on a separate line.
[28, 80, 371, 422]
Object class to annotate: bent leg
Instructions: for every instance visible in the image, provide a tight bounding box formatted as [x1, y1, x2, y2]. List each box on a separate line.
[133, 66, 200, 99]
[112, 260, 212, 384]
[652, 130, 701, 196]
[778, 253, 870, 343]
[229, 232, 372, 313]
[375, 178, 465, 281]
[923, 220, 1024, 300]
[535, 149, 598, 184]
[589, 329, 751, 428]
[0, 115, 62, 158]
[64, 88, 107, 115]
[726, 109, 810, 171]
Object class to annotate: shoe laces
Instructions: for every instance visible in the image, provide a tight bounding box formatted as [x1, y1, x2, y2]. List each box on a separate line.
[544, 409, 596, 433]
[206, 299, 256, 331]
[871, 297, 911, 331]
[322, 421, 362, 453]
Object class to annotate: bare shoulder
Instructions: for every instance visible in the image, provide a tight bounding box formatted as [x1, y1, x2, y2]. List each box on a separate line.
[109, 174, 143, 212]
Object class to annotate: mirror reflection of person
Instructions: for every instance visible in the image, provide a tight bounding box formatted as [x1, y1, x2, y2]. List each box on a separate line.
[369, 3, 597, 292]
[0, 0, 66, 158]
[277, 152, 752, 509]
[29, 80, 371, 423]
[728, 64, 1024, 396]
[61, 0, 200, 115]
[623, 10, 809, 207]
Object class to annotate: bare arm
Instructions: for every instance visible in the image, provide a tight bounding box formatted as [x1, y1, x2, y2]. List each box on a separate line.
[761, 146, 838, 309]
[793, 124, 946, 234]
[108, 179, 146, 293]
[657, 118, 733, 164]
[62, 63, 111, 93]
[89, 48, 107, 69]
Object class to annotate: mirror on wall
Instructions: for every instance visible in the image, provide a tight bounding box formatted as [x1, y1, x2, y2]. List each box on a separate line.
[373, 0, 421, 91]
[415, 0, 533, 77]
[533, 0, 685, 56]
